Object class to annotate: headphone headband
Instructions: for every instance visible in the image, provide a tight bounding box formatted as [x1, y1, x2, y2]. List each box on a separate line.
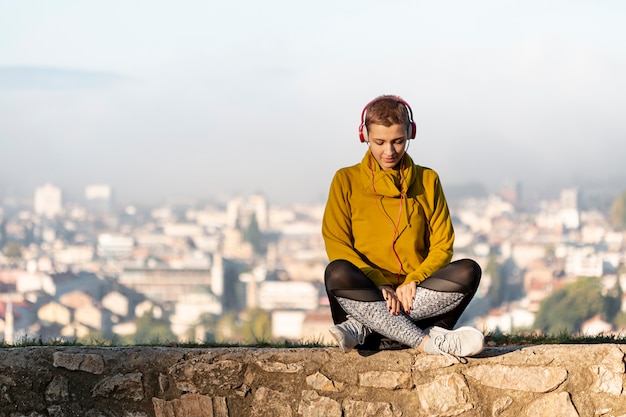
[358, 97, 417, 143]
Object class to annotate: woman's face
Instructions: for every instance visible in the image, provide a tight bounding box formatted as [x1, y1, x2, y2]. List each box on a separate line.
[367, 123, 408, 171]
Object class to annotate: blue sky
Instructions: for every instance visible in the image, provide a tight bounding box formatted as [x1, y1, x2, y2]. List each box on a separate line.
[1, 0, 626, 206]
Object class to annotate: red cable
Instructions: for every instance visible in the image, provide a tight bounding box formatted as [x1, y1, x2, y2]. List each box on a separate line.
[369, 153, 405, 286]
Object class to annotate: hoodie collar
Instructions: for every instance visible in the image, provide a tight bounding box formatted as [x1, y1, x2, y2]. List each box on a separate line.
[360, 149, 415, 198]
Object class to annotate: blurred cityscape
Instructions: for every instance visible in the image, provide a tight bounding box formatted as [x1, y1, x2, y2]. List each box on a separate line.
[0, 181, 625, 346]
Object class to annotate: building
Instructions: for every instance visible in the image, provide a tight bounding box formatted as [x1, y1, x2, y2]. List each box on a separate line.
[226, 195, 269, 232]
[257, 281, 319, 311]
[34, 183, 62, 219]
[118, 267, 213, 303]
[37, 301, 71, 326]
[560, 188, 580, 230]
[97, 234, 135, 257]
[169, 292, 222, 338]
[499, 180, 522, 209]
[85, 184, 113, 214]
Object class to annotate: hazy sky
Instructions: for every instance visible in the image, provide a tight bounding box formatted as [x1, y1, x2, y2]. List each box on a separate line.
[1, 0, 626, 206]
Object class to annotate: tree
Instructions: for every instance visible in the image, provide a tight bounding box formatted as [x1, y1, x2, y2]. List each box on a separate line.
[132, 308, 176, 343]
[609, 190, 626, 230]
[215, 312, 240, 343]
[241, 308, 271, 344]
[189, 313, 219, 343]
[486, 256, 523, 308]
[485, 255, 503, 307]
[243, 213, 265, 254]
[0, 219, 6, 248]
[3, 241, 22, 258]
[533, 278, 613, 334]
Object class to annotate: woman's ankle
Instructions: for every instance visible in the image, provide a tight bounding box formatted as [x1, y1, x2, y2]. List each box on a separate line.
[417, 335, 429, 353]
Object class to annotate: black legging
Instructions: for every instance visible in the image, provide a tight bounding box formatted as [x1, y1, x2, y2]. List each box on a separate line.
[325, 258, 481, 331]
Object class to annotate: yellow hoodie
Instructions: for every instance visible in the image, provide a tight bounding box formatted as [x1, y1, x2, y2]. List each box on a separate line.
[322, 149, 454, 288]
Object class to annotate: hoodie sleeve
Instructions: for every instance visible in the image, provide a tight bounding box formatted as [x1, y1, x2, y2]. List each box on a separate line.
[322, 170, 393, 287]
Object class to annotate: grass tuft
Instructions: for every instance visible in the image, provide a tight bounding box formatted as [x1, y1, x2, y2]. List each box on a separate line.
[4, 331, 626, 349]
[485, 330, 626, 346]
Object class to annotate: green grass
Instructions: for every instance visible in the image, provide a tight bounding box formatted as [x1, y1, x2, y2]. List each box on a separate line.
[0, 334, 330, 349]
[4, 332, 626, 349]
[485, 330, 626, 346]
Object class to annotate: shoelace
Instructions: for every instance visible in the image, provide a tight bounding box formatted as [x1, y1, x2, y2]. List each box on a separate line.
[432, 334, 467, 364]
[344, 317, 370, 345]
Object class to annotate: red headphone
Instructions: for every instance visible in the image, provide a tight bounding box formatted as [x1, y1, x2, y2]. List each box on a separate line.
[358, 97, 417, 143]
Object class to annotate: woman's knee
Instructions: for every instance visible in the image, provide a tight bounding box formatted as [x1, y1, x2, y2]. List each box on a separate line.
[455, 258, 482, 290]
[324, 259, 356, 288]
[325, 260, 384, 302]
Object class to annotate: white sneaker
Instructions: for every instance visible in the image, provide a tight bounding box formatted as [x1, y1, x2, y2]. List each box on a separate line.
[329, 317, 372, 352]
[425, 326, 484, 357]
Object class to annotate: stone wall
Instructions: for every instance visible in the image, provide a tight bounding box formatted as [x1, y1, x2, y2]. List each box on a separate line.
[0, 344, 625, 416]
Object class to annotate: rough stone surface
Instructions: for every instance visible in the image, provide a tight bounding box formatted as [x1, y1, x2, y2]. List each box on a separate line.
[92, 372, 144, 401]
[170, 358, 245, 395]
[298, 390, 342, 417]
[152, 393, 215, 417]
[415, 372, 473, 416]
[492, 395, 513, 416]
[53, 351, 105, 374]
[359, 370, 412, 389]
[45, 375, 69, 402]
[250, 386, 293, 417]
[590, 364, 624, 396]
[523, 391, 579, 416]
[465, 364, 568, 392]
[343, 399, 399, 417]
[305, 372, 342, 391]
[0, 345, 626, 416]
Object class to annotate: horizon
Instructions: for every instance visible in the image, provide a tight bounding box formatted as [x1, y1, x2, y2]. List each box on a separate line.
[1, 176, 623, 212]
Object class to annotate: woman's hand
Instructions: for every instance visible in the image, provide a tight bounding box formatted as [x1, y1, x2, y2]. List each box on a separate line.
[396, 281, 417, 314]
[379, 286, 402, 315]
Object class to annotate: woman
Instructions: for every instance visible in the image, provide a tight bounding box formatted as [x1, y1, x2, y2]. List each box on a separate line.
[322, 95, 484, 357]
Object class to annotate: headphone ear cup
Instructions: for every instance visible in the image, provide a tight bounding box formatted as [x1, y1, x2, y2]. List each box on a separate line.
[408, 121, 417, 139]
[359, 123, 367, 143]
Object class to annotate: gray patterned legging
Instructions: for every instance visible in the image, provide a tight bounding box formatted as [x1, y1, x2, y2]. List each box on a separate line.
[324, 259, 481, 347]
